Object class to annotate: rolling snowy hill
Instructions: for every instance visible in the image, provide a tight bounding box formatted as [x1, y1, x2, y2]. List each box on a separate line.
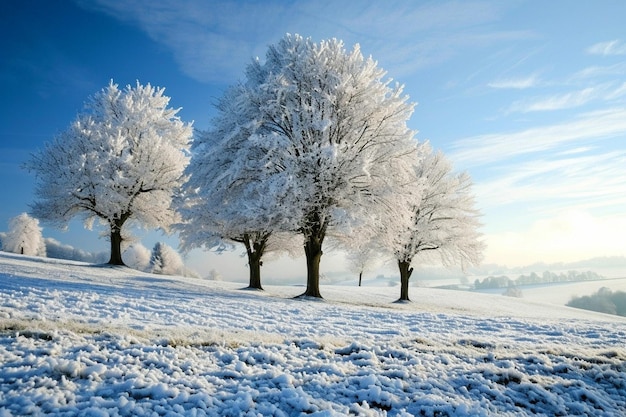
[1, 252, 625, 416]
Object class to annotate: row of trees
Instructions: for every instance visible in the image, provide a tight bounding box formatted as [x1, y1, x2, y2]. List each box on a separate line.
[26, 34, 484, 301]
[568, 287, 626, 317]
[0, 212, 191, 276]
[474, 270, 604, 290]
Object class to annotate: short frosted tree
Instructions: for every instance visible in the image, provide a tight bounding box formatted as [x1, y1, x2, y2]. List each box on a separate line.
[240, 34, 417, 298]
[123, 243, 152, 271]
[389, 143, 484, 301]
[3, 213, 46, 257]
[178, 85, 296, 290]
[149, 242, 185, 276]
[347, 245, 383, 287]
[26, 81, 193, 265]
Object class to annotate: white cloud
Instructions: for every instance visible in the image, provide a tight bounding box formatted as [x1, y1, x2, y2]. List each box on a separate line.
[606, 81, 626, 100]
[485, 210, 626, 266]
[509, 87, 598, 113]
[78, 0, 529, 83]
[474, 150, 626, 212]
[571, 63, 626, 80]
[488, 74, 539, 89]
[450, 107, 626, 167]
[587, 39, 626, 56]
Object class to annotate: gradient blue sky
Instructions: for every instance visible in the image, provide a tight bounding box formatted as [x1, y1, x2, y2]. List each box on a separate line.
[1, 0, 625, 279]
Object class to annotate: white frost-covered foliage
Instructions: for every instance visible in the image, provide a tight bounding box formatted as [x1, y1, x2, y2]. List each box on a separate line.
[26, 81, 193, 264]
[213, 34, 418, 296]
[347, 244, 383, 283]
[149, 242, 185, 276]
[44, 238, 108, 264]
[2, 213, 46, 257]
[391, 142, 484, 268]
[178, 85, 294, 254]
[123, 243, 152, 271]
[248, 34, 417, 237]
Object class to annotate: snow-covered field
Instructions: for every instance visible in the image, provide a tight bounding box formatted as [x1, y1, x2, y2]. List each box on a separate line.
[1, 252, 625, 416]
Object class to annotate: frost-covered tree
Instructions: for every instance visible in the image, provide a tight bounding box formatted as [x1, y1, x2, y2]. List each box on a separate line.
[178, 85, 297, 290]
[347, 245, 382, 287]
[149, 242, 185, 276]
[123, 243, 152, 272]
[26, 81, 193, 265]
[238, 34, 417, 298]
[389, 143, 484, 301]
[44, 238, 108, 263]
[2, 213, 46, 257]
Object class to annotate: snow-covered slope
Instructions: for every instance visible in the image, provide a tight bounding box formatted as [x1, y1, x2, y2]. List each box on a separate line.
[1, 252, 625, 416]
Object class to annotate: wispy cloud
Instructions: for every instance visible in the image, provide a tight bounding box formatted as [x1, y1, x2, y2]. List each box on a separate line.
[606, 81, 626, 100]
[508, 87, 598, 113]
[505, 80, 626, 114]
[475, 146, 626, 265]
[77, 0, 282, 83]
[450, 107, 626, 167]
[570, 63, 626, 80]
[77, 0, 528, 84]
[488, 74, 539, 89]
[474, 150, 626, 210]
[587, 39, 626, 56]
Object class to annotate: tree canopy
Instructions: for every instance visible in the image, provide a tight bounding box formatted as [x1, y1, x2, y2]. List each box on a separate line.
[26, 81, 193, 265]
[178, 85, 296, 289]
[237, 34, 418, 297]
[2, 213, 46, 257]
[387, 143, 484, 301]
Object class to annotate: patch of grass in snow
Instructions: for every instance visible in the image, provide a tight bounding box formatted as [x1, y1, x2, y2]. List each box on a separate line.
[0, 318, 151, 345]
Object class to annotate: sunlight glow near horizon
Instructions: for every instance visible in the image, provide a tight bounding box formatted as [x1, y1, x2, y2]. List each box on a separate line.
[484, 210, 626, 267]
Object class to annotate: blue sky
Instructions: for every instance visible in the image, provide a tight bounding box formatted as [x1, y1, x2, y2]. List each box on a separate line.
[1, 0, 625, 278]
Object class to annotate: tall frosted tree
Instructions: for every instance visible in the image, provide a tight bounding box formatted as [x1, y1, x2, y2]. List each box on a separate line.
[178, 85, 296, 290]
[389, 143, 484, 301]
[26, 81, 193, 265]
[242, 34, 418, 298]
[2, 213, 46, 257]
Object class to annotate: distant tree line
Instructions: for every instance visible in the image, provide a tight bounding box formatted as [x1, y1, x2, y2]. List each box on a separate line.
[568, 287, 626, 317]
[0, 213, 196, 277]
[474, 270, 604, 290]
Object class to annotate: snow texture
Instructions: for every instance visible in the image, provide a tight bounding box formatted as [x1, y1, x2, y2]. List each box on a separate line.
[1, 252, 625, 416]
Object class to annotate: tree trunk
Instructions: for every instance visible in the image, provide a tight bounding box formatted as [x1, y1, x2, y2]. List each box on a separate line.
[240, 233, 269, 290]
[398, 259, 413, 301]
[245, 238, 264, 290]
[247, 251, 263, 290]
[301, 234, 323, 298]
[108, 218, 126, 266]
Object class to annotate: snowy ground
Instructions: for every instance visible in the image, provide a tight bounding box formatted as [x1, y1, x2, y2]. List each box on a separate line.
[1, 252, 625, 416]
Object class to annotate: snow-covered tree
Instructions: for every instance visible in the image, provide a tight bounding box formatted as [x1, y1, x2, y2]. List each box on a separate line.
[123, 243, 152, 271]
[25, 81, 193, 265]
[2, 213, 46, 257]
[206, 269, 223, 281]
[44, 238, 108, 263]
[347, 245, 383, 287]
[388, 143, 484, 301]
[178, 84, 294, 289]
[235, 34, 417, 298]
[149, 242, 185, 276]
